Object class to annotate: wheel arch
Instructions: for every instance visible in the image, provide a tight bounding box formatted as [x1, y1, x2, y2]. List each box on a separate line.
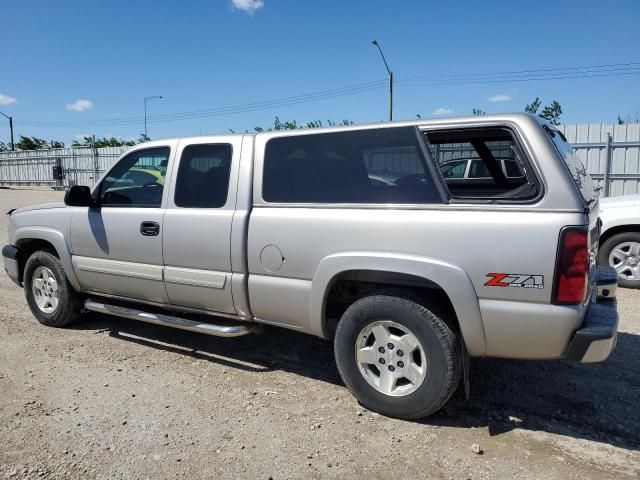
[309, 252, 486, 356]
[599, 223, 640, 247]
[14, 227, 81, 291]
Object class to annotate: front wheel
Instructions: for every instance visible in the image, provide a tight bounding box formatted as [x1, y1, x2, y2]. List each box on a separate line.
[598, 232, 640, 289]
[23, 250, 83, 327]
[334, 294, 461, 420]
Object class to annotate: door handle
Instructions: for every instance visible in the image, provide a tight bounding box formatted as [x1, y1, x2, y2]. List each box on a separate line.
[140, 221, 160, 236]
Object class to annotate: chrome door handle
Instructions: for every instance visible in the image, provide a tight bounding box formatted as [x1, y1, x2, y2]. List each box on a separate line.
[140, 221, 160, 236]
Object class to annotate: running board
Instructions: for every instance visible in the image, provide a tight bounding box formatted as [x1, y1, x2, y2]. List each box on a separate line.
[84, 300, 256, 338]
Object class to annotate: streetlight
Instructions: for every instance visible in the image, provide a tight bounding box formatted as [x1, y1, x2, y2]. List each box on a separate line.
[144, 96, 163, 138]
[0, 110, 14, 151]
[370, 39, 393, 122]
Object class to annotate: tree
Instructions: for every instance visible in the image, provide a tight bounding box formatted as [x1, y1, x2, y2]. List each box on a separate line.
[253, 116, 353, 133]
[540, 101, 562, 126]
[50, 140, 65, 149]
[16, 135, 50, 150]
[0, 141, 10, 152]
[524, 97, 563, 125]
[524, 97, 542, 115]
[71, 135, 145, 148]
[472, 108, 486, 116]
[617, 110, 640, 124]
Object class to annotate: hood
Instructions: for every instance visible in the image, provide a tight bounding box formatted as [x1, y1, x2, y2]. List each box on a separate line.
[599, 194, 640, 211]
[11, 202, 66, 215]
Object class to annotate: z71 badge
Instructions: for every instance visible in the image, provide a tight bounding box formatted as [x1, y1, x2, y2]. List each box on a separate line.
[485, 273, 544, 289]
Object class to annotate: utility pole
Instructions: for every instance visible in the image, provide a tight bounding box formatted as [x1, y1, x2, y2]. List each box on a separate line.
[0, 111, 14, 150]
[370, 39, 393, 121]
[144, 96, 163, 138]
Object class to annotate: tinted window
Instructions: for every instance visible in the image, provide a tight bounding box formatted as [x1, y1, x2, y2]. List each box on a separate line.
[426, 128, 538, 200]
[545, 125, 595, 204]
[174, 144, 232, 208]
[100, 147, 169, 207]
[503, 159, 525, 178]
[469, 159, 491, 178]
[263, 127, 441, 204]
[440, 160, 467, 178]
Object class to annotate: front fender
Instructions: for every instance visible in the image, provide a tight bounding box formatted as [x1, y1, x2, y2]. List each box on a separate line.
[14, 226, 82, 291]
[309, 252, 486, 357]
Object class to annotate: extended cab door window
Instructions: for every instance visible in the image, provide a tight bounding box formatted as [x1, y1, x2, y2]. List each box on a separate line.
[174, 144, 232, 208]
[100, 147, 170, 207]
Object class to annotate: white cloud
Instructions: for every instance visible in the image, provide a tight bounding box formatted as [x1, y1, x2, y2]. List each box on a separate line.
[0, 94, 17, 105]
[66, 99, 93, 112]
[433, 107, 453, 115]
[488, 94, 511, 103]
[231, 0, 264, 13]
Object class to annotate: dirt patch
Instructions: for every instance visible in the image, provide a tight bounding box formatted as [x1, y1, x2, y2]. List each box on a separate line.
[0, 188, 639, 479]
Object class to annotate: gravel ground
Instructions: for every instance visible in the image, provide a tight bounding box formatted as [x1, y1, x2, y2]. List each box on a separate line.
[0, 188, 639, 480]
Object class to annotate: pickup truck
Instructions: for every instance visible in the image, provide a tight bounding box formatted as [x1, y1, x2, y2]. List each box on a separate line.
[2, 113, 619, 419]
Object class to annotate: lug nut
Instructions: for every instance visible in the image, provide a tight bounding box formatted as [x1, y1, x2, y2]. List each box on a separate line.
[378, 358, 385, 365]
[387, 343, 394, 350]
[397, 350, 404, 357]
[378, 347, 385, 354]
[388, 365, 395, 372]
[397, 361, 404, 368]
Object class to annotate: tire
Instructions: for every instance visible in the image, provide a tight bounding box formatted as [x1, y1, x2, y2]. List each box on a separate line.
[334, 293, 461, 420]
[598, 232, 640, 289]
[23, 250, 83, 327]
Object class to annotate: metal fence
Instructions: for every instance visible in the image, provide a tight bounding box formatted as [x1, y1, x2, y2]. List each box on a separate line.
[558, 123, 640, 197]
[0, 146, 130, 188]
[1, 123, 640, 196]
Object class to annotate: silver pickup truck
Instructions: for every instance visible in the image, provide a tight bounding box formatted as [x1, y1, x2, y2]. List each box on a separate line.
[2, 113, 619, 419]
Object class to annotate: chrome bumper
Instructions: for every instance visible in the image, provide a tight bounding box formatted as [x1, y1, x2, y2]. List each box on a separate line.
[2, 244, 21, 286]
[565, 267, 618, 363]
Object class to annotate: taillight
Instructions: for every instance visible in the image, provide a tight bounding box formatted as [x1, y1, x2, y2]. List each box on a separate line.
[554, 227, 589, 304]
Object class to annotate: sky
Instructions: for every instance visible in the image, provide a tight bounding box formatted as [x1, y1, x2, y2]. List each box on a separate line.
[1, 0, 639, 144]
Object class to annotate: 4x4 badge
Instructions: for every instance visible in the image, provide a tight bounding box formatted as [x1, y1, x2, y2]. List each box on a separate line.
[485, 273, 544, 289]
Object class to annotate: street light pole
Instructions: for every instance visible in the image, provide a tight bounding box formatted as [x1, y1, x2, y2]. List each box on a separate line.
[370, 39, 393, 122]
[0, 110, 14, 151]
[144, 96, 163, 138]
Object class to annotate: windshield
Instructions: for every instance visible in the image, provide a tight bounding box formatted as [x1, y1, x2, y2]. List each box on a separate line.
[544, 125, 596, 204]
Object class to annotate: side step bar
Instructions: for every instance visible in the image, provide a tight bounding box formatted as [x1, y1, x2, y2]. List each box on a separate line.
[84, 300, 256, 338]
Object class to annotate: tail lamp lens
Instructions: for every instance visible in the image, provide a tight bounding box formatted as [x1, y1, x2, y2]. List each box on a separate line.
[554, 228, 589, 304]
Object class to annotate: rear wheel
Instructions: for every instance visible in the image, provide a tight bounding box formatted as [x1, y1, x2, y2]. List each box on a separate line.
[23, 250, 83, 327]
[598, 232, 640, 289]
[334, 293, 461, 419]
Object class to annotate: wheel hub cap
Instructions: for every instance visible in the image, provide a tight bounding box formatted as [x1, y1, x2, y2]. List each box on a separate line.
[609, 241, 640, 281]
[31, 266, 59, 314]
[355, 320, 426, 397]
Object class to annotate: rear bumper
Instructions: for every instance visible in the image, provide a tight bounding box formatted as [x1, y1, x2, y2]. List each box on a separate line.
[2, 244, 21, 286]
[565, 267, 619, 363]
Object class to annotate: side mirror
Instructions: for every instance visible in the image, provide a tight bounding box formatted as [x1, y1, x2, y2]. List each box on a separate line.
[64, 185, 94, 207]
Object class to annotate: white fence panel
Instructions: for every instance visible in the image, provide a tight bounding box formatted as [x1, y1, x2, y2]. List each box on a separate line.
[0, 146, 131, 188]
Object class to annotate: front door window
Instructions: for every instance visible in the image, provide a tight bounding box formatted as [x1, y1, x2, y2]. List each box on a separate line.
[100, 147, 170, 207]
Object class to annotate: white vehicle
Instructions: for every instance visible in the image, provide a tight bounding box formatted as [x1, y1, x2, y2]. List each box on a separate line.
[598, 194, 640, 288]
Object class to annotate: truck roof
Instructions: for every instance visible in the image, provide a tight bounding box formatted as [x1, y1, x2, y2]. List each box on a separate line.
[147, 112, 543, 144]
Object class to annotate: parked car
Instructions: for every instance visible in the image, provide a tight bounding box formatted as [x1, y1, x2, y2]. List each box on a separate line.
[2, 113, 619, 419]
[598, 194, 640, 288]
